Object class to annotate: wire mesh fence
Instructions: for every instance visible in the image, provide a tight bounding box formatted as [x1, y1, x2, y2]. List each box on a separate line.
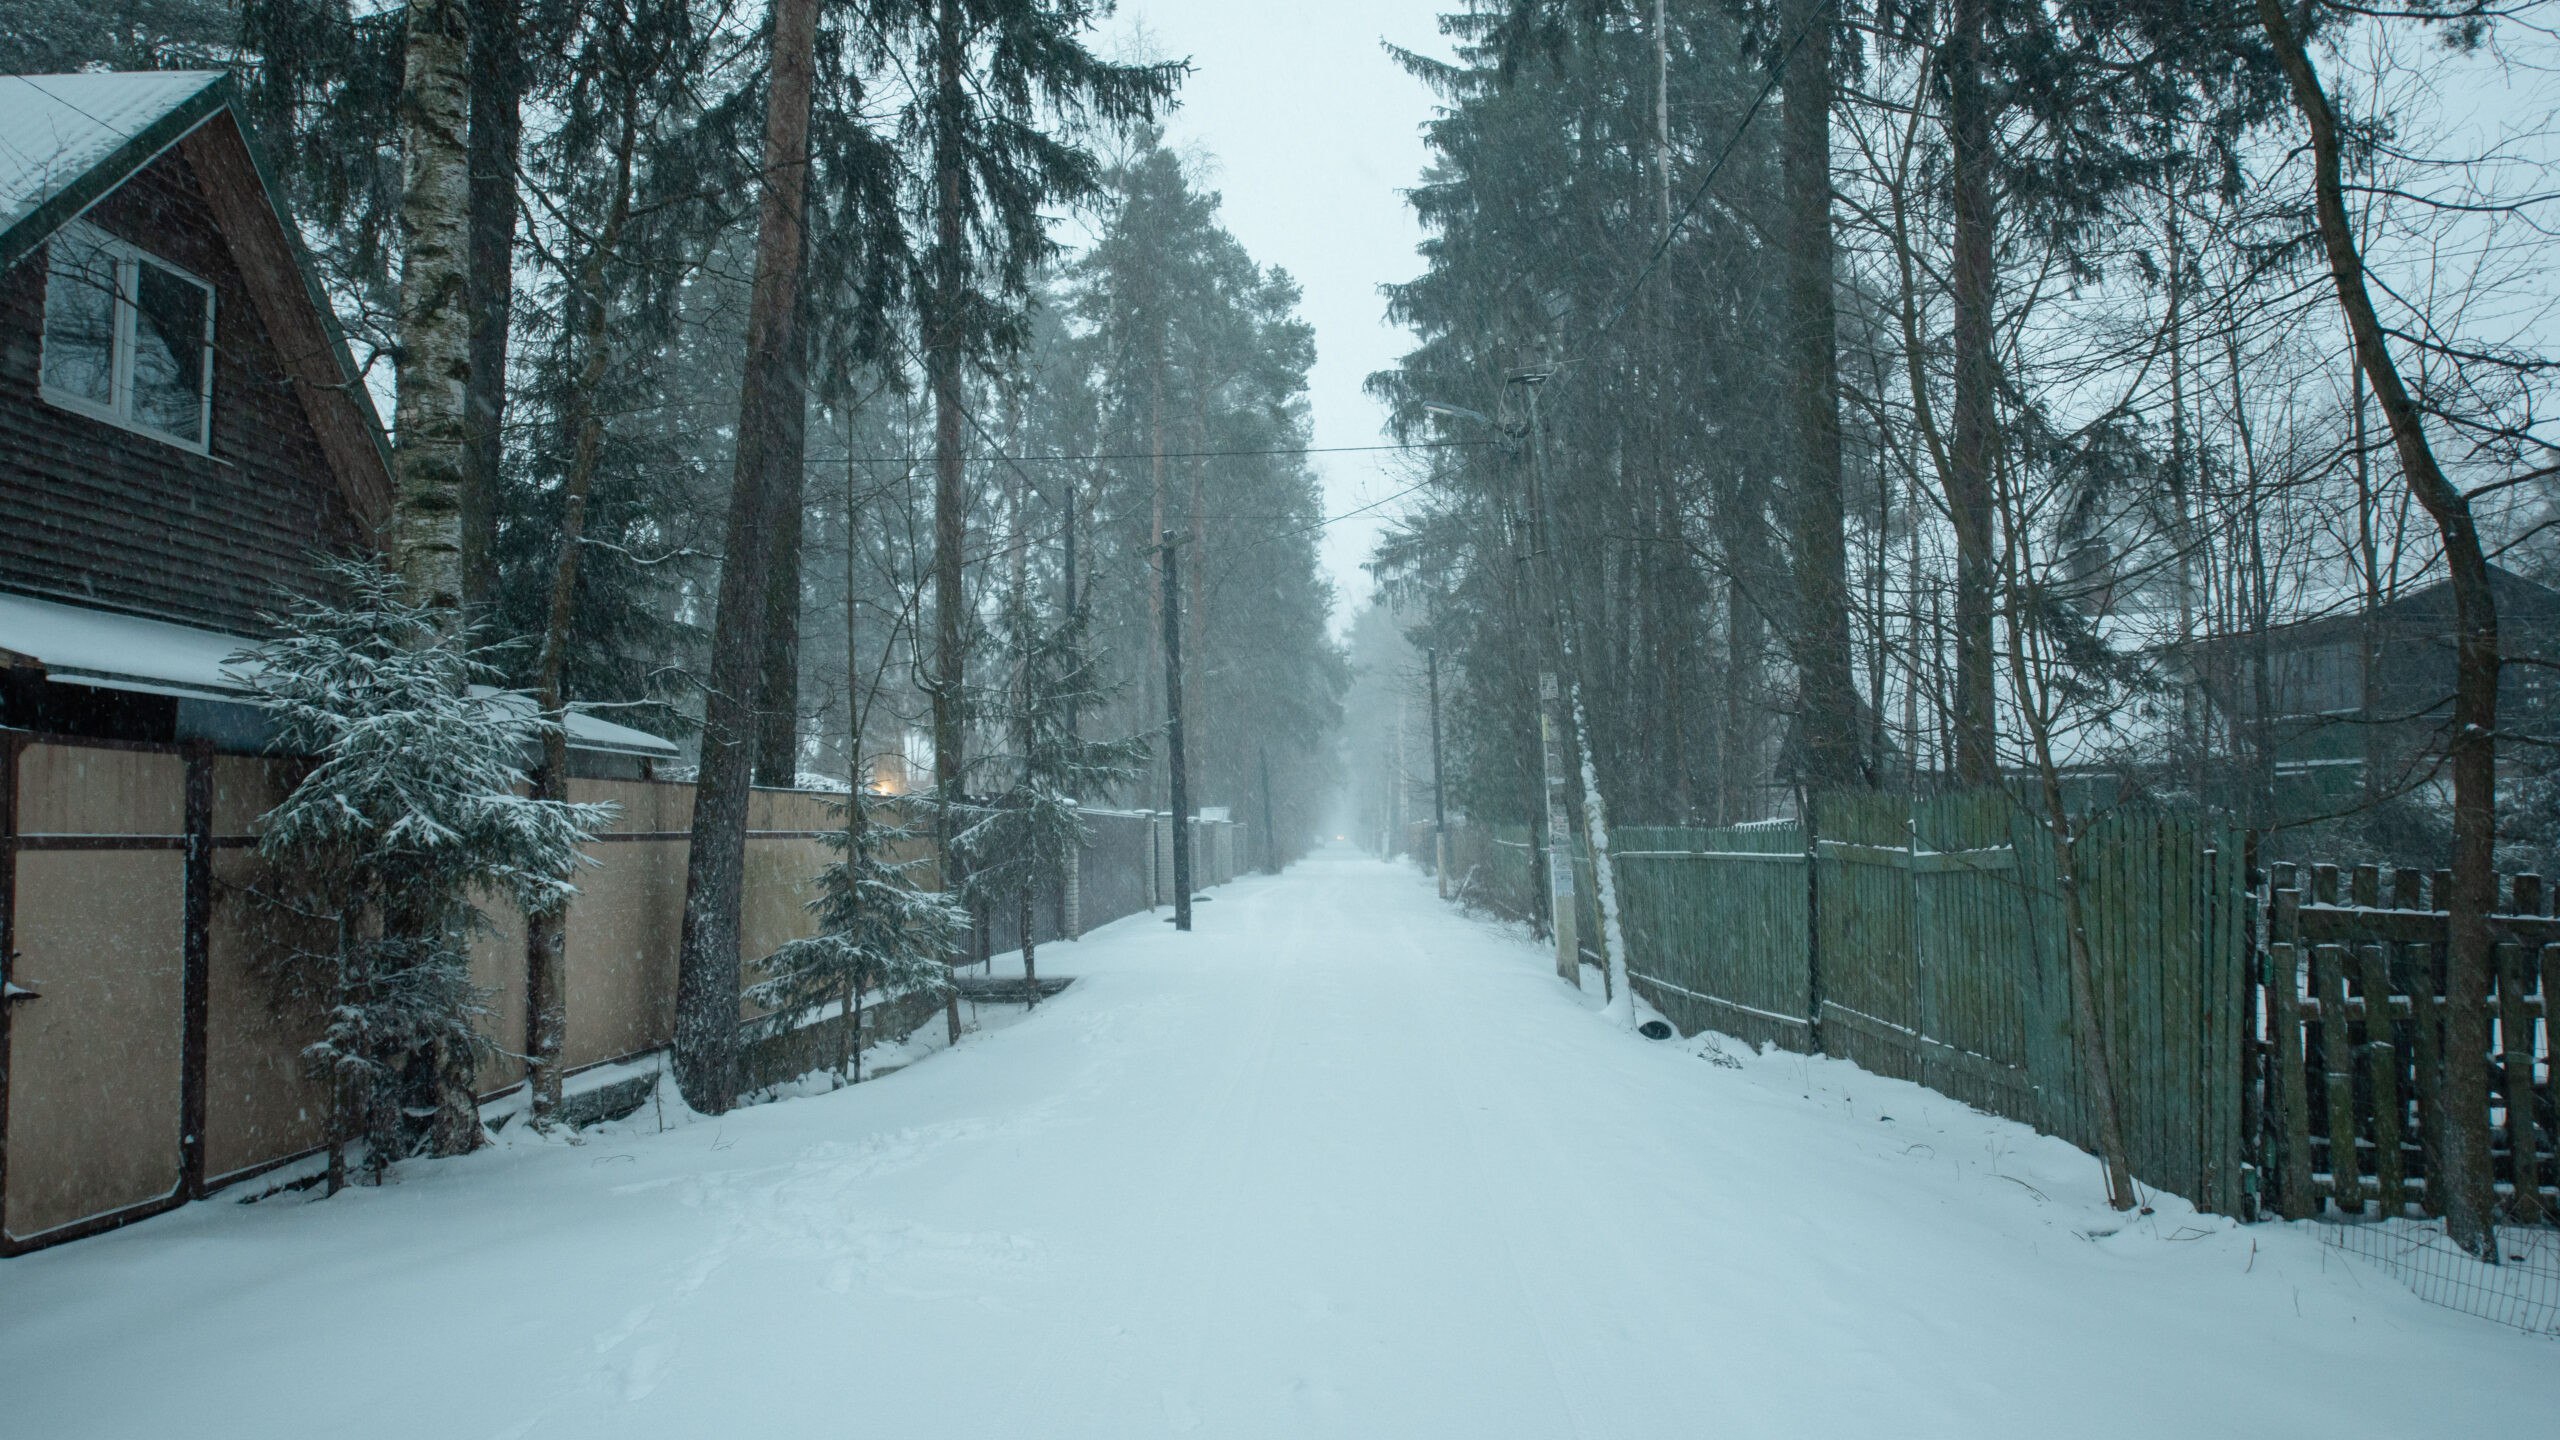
[2320, 1218, 2560, 1337]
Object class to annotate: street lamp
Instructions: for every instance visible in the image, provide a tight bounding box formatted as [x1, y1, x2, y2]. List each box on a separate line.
[1418, 392, 1582, 985]
[1422, 399, 1494, 427]
[1504, 368, 1633, 1025]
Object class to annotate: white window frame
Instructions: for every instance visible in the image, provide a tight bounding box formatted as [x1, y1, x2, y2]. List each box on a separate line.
[38, 220, 216, 455]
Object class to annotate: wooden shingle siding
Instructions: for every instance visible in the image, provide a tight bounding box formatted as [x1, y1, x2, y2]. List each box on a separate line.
[0, 144, 358, 635]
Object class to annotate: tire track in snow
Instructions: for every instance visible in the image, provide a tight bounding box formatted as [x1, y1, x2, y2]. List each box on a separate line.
[1382, 884, 1604, 1438]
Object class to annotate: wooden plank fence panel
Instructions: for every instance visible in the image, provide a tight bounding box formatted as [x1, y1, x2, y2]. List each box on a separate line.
[1616, 823, 1811, 1052]
[2498, 942, 2542, 1224]
[1911, 791, 2039, 1125]
[2316, 945, 2362, 1215]
[1532, 789, 2256, 1216]
[2261, 868, 2560, 1227]
[2357, 943, 2406, 1217]
[2543, 944, 2559, 1221]
[1813, 792, 1922, 1085]
[2271, 940, 2315, 1219]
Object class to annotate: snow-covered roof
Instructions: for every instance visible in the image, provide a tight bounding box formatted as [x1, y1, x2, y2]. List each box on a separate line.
[0, 588, 679, 759]
[0, 71, 226, 265]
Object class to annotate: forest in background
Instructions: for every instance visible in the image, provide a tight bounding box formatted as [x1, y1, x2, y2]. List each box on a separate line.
[1350, 0, 2560, 880]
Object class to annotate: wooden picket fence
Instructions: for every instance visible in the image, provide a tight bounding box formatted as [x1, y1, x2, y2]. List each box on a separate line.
[1615, 821, 1809, 1051]
[2261, 863, 2558, 1223]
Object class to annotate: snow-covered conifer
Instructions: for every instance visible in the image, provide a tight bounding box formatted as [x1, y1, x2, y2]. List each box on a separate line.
[751, 805, 966, 1083]
[242, 557, 612, 1188]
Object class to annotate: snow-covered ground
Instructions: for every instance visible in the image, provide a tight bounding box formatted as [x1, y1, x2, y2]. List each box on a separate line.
[3, 847, 2552, 1437]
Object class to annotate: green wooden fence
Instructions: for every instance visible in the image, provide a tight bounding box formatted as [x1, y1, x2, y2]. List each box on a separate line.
[1449, 822, 1541, 925]
[1615, 822, 1810, 1051]
[1602, 789, 2250, 1215]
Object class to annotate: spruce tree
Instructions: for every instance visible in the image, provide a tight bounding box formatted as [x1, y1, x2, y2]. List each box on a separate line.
[243, 558, 610, 1189]
[896, 0, 1182, 970]
[750, 804, 965, 1084]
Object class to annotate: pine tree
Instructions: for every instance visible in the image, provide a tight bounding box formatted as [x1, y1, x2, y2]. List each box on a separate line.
[958, 580, 1149, 997]
[675, 0, 826, 1114]
[243, 558, 611, 1189]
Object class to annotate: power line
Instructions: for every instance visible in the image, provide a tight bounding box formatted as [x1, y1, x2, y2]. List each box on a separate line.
[838, 438, 1490, 466]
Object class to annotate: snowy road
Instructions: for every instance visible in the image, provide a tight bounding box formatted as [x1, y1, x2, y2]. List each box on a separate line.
[4, 848, 2554, 1437]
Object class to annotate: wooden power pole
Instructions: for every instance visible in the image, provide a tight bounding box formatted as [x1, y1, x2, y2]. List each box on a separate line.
[1428, 646, 1448, 898]
[1161, 530, 1193, 932]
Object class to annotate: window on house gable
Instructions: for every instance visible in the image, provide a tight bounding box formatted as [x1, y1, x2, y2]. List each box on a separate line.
[40, 223, 214, 450]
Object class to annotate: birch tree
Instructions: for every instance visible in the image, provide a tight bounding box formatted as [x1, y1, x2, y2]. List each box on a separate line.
[391, 0, 475, 613]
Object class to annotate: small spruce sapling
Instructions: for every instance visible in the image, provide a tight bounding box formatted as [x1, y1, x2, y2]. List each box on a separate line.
[958, 582, 1149, 1002]
[751, 800, 967, 1084]
[243, 557, 611, 1189]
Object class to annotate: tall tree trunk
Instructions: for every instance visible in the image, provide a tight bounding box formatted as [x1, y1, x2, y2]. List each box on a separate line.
[1781, 0, 1863, 795]
[1146, 369, 1168, 807]
[460, 0, 521, 610]
[393, 0, 474, 614]
[1187, 401, 1209, 802]
[674, 0, 821, 1114]
[756, 239, 814, 790]
[2352, 344, 2387, 818]
[1942, 0, 2002, 785]
[928, 0, 971, 1047]
[525, 96, 636, 1126]
[2259, 0, 2503, 1254]
[397, 0, 480, 1157]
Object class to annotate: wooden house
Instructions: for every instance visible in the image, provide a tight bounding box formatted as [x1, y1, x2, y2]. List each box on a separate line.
[0, 70, 674, 769]
[2196, 566, 2560, 820]
[0, 71, 670, 1253]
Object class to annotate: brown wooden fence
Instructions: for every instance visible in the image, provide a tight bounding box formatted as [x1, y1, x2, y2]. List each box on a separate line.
[0, 731, 1216, 1254]
[2260, 862, 2556, 1223]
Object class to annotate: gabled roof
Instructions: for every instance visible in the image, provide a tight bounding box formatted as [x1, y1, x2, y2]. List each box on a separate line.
[0, 70, 232, 270]
[0, 70, 393, 536]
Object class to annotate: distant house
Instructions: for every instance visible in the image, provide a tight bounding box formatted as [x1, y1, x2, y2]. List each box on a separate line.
[0, 71, 673, 772]
[2196, 566, 2560, 819]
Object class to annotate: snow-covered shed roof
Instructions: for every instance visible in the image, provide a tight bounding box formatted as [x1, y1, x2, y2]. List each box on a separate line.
[0, 589, 679, 760]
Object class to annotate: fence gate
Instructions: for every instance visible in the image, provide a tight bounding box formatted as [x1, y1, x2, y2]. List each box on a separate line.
[2, 736, 204, 1253]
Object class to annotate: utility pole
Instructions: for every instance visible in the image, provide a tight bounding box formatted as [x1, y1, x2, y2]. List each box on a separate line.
[1160, 530, 1193, 932]
[1428, 646, 1448, 898]
[1508, 377, 1581, 986]
[1539, 671, 1578, 982]
[1259, 746, 1278, 874]
[1517, 370, 1633, 1022]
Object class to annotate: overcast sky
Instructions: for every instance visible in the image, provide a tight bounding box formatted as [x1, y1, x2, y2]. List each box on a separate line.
[1097, 1, 1456, 631]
